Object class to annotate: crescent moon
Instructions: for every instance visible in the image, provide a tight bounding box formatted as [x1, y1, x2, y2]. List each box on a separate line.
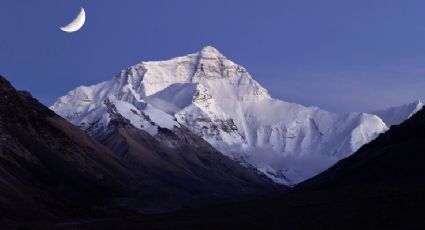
[60, 8, 86, 33]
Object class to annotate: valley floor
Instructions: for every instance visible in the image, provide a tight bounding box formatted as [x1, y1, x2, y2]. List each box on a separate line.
[6, 183, 425, 230]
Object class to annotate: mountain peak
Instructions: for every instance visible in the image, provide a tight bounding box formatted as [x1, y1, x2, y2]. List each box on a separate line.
[51, 48, 388, 186]
[199, 46, 225, 59]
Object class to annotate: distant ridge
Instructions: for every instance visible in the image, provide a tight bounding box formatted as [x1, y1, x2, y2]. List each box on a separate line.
[371, 100, 423, 127]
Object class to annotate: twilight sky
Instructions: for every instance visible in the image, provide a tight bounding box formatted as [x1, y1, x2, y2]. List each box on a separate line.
[1, 0, 425, 112]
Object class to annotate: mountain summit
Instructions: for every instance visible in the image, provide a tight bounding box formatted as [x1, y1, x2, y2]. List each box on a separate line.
[199, 45, 226, 59]
[52, 46, 389, 185]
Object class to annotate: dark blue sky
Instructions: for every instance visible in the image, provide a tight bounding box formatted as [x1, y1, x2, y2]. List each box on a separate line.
[1, 0, 425, 112]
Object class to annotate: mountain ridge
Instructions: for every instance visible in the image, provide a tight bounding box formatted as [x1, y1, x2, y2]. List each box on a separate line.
[371, 100, 423, 127]
[51, 46, 390, 185]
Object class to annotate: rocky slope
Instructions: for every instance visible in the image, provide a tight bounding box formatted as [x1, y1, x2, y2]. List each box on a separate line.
[52, 46, 389, 185]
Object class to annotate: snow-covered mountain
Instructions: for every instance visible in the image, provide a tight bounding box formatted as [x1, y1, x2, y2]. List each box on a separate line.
[371, 100, 423, 127]
[51, 46, 389, 185]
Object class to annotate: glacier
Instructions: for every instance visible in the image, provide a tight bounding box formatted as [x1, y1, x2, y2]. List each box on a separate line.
[51, 46, 390, 185]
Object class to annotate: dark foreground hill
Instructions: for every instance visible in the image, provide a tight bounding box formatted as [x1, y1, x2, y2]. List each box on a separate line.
[0, 75, 279, 229]
[47, 107, 425, 229]
[0, 76, 135, 222]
